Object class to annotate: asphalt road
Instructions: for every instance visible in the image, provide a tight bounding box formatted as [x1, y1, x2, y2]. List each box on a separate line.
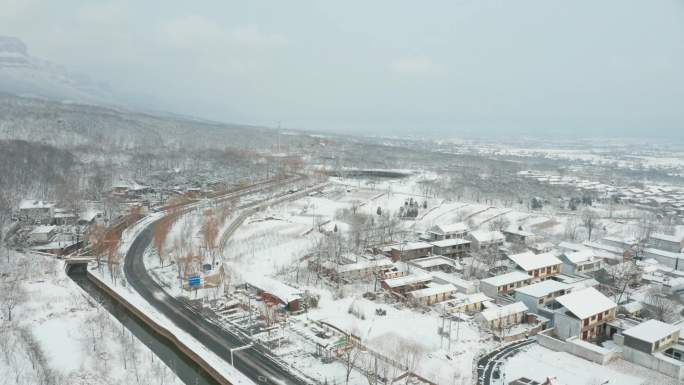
[123, 180, 311, 385]
[477, 338, 536, 385]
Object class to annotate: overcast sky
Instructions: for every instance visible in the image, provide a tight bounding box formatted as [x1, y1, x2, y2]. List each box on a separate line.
[2, 0, 683, 138]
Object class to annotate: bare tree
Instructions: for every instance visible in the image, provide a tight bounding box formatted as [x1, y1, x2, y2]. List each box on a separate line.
[637, 212, 658, 243]
[645, 288, 677, 322]
[340, 332, 363, 385]
[488, 216, 510, 232]
[1, 281, 26, 322]
[564, 215, 581, 241]
[604, 261, 642, 304]
[581, 209, 600, 241]
[201, 208, 219, 264]
[398, 341, 424, 385]
[88, 224, 107, 269]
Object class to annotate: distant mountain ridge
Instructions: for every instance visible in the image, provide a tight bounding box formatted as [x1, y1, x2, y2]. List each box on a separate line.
[0, 36, 117, 105]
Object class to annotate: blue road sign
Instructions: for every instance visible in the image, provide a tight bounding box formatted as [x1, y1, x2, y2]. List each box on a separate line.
[188, 275, 201, 288]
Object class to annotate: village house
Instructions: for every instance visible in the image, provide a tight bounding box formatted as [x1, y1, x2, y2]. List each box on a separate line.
[619, 319, 684, 380]
[503, 227, 537, 245]
[408, 255, 461, 273]
[582, 241, 627, 262]
[508, 251, 562, 280]
[558, 249, 604, 275]
[601, 236, 638, 252]
[328, 257, 394, 282]
[441, 292, 491, 314]
[553, 287, 617, 341]
[425, 222, 469, 241]
[390, 242, 433, 262]
[29, 225, 56, 244]
[247, 276, 302, 312]
[642, 248, 684, 271]
[430, 271, 477, 294]
[557, 241, 585, 254]
[381, 273, 432, 295]
[18, 199, 55, 223]
[468, 230, 505, 251]
[623, 319, 680, 354]
[31, 239, 80, 255]
[479, 271, 533, 298]
[52, 208, 77, 225]
[529, 241, 555, 254]
[649, 233, 684, 253]
[514, 280, 570, 314]
[408, 283, 457, 306]
[476, 301, 529, 331]
[429, 238, 471, 259]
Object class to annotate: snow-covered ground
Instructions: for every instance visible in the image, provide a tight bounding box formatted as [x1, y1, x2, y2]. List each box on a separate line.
[502, 344, 679, 385]
[0, 248, 185, 385]
[90, 255, 256, 385]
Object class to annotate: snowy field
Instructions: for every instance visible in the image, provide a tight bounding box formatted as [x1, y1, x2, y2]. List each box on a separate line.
[502, 344, 680, 385]
[0, 249, 185, 385]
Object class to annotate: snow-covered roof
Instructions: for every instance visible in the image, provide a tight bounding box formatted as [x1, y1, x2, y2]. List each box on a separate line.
[563, 250, 596, 264]
[430, 271, 476, 290]
[80, 208, 103, 222]
[479, 302, 528, 321]
[337, 258, 393, 273]
[620, 301, 644, 314]
[409, 256, 458, 270]
[515, 280, 569, 298]
[408, 284, 457, 299]
[602, 236, 637, 246]
[31, 240, 78, 251]
[643, 248, 684, 260]
[623, 319, 679, 343]
[557, 241, 586, 252]
[556, 287, 616, 319]
[30, 225, 56, 234]
[430, 222, 468, 235]
[531, 241, 554, 251]
[508, 251, 561, 271]
[391, 241, 433, 251]
[429, 238, 470, 248]
[503, 227, 535, 237]
[444, 292, 491, 308]
[651, 233, 684, 244]
[112, 179, 149, 191]
[382, 273, 432, 288]
[583, 241, 623, 255]
[469, 230, 504, 243]
[19, 199, 54, 210]
[480, 271, 532, 287]
[247, 276, 302, 304]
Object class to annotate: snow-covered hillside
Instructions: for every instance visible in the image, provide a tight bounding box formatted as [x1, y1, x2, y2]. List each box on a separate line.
[0, 36, 116, 105]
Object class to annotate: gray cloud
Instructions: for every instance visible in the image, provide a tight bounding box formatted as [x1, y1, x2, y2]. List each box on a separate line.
[1, 0, 682, 139]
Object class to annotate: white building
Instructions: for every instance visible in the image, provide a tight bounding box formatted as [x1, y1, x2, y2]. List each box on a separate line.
[426, 222, 469, 241]
[408, 284, 457, 306]
[29, 225, 56, 243]
[508, 251, 562, 280]
[18, 199, 55, 223]
[479, 271, 533, 298]
[469, 230, 505, 251]
[650, 233, 684, 253]
[514, 280, 570, 313]
[476, 301, 528, 330]
[642, 248, 684, 271]
[559, 250, 604, 275]
[553, 287, 617, 341]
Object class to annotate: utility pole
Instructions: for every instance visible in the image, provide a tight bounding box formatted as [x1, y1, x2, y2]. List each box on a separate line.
[448, 317, 453, 352]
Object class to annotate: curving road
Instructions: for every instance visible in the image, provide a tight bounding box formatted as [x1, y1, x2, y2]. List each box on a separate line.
[477, 338, 536, 385]
[124, 178, 312, 385]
